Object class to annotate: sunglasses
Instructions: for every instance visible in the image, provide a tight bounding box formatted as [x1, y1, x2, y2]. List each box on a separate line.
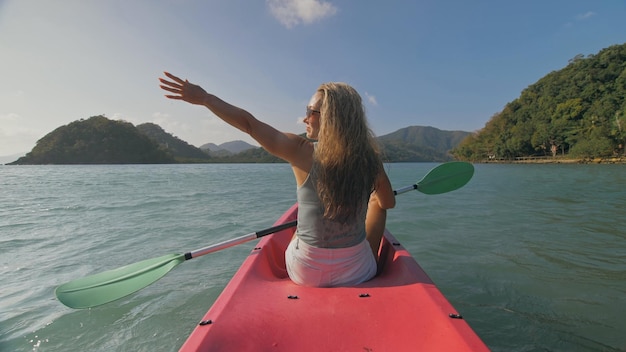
[306, 106, 320, 117]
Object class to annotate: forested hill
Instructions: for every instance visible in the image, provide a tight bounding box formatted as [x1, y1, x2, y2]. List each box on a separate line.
[136, 123, 211, 162]
[12, 116, 175, 164]
[379, 126, 470, 162]
[8, 116, 467, 164]
[452, 43, 626, 161]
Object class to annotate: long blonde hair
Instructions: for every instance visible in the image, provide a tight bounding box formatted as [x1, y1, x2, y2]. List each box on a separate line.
[313, 82, 382, 223]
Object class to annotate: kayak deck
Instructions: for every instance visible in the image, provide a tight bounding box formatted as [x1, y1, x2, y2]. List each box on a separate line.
[180, 204, 489, 351]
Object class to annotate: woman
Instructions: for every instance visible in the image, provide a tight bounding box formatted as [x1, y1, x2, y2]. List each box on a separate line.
[159, 72, 395, 287]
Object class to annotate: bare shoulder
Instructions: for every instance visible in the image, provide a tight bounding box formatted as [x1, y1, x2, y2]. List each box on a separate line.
[264, 132, 313, 166]
[286, 136, 314, 185]
[375, 168, 396, 209]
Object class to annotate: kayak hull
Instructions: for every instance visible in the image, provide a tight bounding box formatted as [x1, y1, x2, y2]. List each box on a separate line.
[180, 204, 489, 351]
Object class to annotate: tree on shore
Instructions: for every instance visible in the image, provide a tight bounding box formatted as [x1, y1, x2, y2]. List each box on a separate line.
[452, 43, 626, 161]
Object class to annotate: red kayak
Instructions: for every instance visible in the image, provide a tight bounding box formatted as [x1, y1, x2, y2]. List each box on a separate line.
[179, 203, 489, 351]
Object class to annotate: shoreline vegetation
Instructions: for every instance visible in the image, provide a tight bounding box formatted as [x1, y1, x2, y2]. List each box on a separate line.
[478, 156, 626, 164]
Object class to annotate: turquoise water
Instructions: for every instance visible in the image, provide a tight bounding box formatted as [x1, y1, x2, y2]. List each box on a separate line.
[1, 163, 624, 351]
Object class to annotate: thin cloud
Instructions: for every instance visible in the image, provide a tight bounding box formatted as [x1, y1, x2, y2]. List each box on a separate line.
[267, 0, 338, 28]
[563, 11, 596, 29]
[576, 11, 596, 20]
[365, 92, 378, 107]
[0, 113, 21, 122]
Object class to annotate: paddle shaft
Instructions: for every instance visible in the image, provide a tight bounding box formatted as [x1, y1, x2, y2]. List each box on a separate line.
[394, 184, 417, 195]
[186, 220, 297, 260]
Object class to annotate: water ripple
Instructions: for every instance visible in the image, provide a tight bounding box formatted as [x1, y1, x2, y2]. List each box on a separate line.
[1, 163, 625, 351]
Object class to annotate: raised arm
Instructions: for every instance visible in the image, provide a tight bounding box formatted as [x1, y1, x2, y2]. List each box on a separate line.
[159, 72, 305, 164]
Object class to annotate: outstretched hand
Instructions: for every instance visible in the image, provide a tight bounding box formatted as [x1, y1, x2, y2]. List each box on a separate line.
[159, 72, 208, 105]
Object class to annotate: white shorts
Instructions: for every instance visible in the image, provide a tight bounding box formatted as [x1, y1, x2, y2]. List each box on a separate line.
[285, 237, 377, 287]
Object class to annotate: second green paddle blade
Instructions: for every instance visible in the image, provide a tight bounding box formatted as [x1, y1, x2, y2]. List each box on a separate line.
[417, 162, 474, 195]
[56, 253, 186, 309]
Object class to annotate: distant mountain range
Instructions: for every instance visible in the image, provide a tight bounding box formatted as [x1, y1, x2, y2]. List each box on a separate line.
[199, 140, 257, 157]
[6, 115, 470, 164]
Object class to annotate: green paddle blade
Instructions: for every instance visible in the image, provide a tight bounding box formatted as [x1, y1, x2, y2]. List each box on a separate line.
[55, 253, 185, 309]
[416, 162, 474, 195]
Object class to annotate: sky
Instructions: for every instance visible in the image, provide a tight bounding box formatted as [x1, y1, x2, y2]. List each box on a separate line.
[1, 0, 625, 157]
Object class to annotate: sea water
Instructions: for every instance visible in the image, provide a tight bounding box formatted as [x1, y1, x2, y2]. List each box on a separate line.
[1, 163, 625, 351]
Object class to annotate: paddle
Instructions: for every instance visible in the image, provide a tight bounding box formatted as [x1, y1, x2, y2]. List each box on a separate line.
[394, 161, 474, 195]
[55, 161, 474, 309]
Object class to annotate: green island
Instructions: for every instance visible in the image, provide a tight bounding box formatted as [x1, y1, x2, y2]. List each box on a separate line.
[7, 43, 625, 165]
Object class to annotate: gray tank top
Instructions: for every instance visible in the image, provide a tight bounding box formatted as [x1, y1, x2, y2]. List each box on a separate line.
[296, 168, 367, 248]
